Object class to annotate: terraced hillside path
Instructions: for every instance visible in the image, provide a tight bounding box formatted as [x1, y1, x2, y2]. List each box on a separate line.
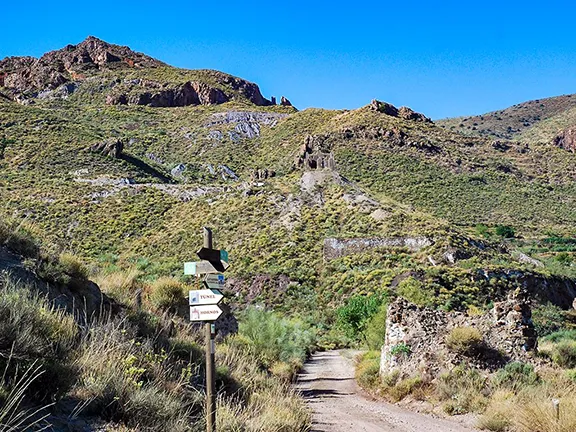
[296, 350, 478, 432]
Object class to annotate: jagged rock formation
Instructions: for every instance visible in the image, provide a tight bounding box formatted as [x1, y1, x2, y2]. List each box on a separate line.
[369, 99, 432, 123]
[280, 96, 293, 106]
[380, 295, 538, 379]
[0, 36, 162, 99]
[90, 138, 124, 158]
[552, 127, 576, 152]
[295, 135, 336, 169]
[0, 36, 279, 107]
[204, 111, 289, 140]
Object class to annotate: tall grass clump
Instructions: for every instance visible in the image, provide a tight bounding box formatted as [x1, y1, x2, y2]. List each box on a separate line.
[0, 272, 78, 362]
[0, 361, 52, 432]
[216, 337, 311, 431]
[94, 268, 141, 306]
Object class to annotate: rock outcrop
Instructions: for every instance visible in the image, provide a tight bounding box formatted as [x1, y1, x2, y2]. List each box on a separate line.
[251, 168, 276, 180]
[90, 138, 124, 158]
[552, 127, 576, 152]
[295, 134, 335, 169]
[0, 37, 276, 107]
[0, 36, 162, 99]
[380, 295, 538, 379]
[369, 99, 432, 123]
[280, 96, 293, 106]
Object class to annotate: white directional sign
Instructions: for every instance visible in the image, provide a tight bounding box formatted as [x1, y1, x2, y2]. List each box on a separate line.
[184, 261, 220, 276]
[189, 289, 224, 306]
[204, 274, 225, 290]
[189, 305, 223, 322]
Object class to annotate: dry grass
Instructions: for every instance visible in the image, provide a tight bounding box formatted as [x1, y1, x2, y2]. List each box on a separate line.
[94, 268, 141, 306]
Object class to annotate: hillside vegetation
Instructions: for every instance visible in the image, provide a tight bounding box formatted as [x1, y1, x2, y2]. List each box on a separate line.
[2, 36, 576, 431]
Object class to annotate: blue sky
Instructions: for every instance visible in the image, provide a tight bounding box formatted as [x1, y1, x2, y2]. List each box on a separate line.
[2, 0, 575, 119]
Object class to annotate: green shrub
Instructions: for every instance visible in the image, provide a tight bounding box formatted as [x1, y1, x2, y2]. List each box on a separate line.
[364, 301, 388, 350]
[238, 307, 315, 368]
[445, 326, 483, 355]
[492, 362, 539, 391]
[495, 225, 515, 238]
[336, 293, 385, 341]
[551, 341, 576, 368]
[390, 343, 412, 357]
[149, 277, 185, 311]
[396, 277, 433, 307]
[532, 304, 567, 337]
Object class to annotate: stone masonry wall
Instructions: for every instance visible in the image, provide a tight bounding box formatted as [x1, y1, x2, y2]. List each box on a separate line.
[380, 294, 537, 379]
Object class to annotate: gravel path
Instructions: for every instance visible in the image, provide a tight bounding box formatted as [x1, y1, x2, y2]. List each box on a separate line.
[296, 350, 478, 432]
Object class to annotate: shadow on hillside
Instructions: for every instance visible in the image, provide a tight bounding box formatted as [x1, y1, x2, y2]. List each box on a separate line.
[120, 154, 172, 183]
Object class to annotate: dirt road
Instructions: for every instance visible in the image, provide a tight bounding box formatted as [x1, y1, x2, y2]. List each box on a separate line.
[296, 350, 478, 432]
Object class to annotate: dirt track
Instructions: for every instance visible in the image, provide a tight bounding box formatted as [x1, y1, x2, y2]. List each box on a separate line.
[296, 350, 478, 432]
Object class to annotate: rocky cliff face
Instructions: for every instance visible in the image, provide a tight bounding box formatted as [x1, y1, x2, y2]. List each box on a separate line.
[0, 36, 275, 107]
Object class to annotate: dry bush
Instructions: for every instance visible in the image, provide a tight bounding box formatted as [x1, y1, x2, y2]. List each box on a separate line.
[149, 277, 186, 311]
[437, 365, 488, 415]
[445, 326, 483, 355]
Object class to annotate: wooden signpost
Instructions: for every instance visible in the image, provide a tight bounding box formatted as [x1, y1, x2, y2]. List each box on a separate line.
[186, 227, 229, 432]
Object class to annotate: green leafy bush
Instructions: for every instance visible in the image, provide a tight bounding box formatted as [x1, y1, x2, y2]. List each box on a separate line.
[445, 326, 483, 355]
[492, 362, 539, 391]
[364, 300, 388, 350]
[495, 225, 515, 238]
[336, 293, 385, 341]
[532, 304, 567, 337]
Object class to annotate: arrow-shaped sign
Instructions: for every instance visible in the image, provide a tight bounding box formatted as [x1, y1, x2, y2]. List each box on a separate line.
[204, 274, 225, 290]
[184, 261, 221, 276]
[189, 289, 224, 306]
[197, 248, 229, 272]
[189, 305, 223, 322]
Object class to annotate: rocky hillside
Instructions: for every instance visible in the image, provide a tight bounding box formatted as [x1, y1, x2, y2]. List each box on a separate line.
[0, 36, 280, 107]
[437, 93, 576, 146]
[2, 37, 576, 320]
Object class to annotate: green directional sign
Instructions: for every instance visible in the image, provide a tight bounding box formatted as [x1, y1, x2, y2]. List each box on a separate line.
[220, 250, 229, 263]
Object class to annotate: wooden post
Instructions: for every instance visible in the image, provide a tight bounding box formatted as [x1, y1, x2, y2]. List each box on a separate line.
[204, 227, 216, 432]
[553, 399, 560, 422]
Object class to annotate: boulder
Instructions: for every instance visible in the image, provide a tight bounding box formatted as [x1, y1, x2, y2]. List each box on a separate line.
[280, 96, 292, 106]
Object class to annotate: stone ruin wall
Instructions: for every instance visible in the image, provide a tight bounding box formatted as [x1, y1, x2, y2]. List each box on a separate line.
[380, 294, 538, 379]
